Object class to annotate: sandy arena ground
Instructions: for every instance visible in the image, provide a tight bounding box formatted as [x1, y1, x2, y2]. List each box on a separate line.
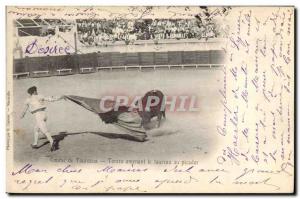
[12, 68, 223, 163]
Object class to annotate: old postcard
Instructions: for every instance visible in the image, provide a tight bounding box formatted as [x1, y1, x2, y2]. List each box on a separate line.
[6, 6, 294, 193]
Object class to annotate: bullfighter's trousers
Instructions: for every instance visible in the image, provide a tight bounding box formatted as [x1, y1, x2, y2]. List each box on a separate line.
[33, 111, 54, 147]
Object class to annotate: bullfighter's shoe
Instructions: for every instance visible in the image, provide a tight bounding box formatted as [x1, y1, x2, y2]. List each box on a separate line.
[31, 144, 39, 149]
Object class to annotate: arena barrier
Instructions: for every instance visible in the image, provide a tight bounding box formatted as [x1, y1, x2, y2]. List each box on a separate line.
[13, 50, 225, 79]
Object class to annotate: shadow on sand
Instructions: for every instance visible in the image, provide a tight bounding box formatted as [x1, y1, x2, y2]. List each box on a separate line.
[38, 131, 147, 151]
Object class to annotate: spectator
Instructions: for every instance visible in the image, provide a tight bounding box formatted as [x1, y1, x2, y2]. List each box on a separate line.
[76, 18, 220, 46]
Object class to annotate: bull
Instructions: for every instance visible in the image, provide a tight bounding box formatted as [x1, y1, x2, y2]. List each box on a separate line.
[136, 90, 166, 129]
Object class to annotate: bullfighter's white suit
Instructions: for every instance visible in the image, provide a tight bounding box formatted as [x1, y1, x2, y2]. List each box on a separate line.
[22, 94, 62, 149]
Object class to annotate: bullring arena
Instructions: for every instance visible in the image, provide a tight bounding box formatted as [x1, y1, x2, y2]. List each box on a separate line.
[12, 18, 225, 163]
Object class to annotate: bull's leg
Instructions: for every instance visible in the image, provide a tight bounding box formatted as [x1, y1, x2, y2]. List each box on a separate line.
[162, 110, 166, 119]
[156, 113, 162, 128]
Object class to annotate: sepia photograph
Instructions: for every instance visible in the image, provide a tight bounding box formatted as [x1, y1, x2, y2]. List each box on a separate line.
[12, 7, 227, 163]
[6, 6, 294, 194]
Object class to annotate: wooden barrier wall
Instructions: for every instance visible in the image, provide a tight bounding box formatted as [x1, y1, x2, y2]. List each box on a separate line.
[13, 50, 225, 78]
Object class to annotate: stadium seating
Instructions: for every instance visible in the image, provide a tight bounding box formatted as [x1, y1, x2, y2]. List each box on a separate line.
[76, 18, 218, 46]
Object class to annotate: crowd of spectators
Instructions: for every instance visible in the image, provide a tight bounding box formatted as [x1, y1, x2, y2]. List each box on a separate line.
[76, 19, 221, 46]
